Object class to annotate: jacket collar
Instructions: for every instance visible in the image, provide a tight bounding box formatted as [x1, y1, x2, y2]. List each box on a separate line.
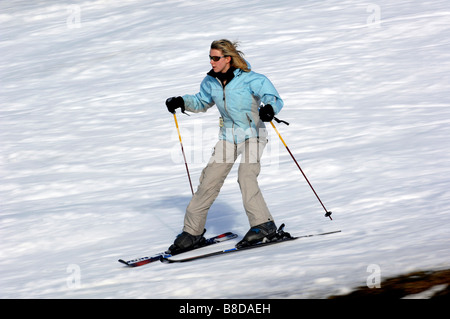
[207, 66, 237, 86]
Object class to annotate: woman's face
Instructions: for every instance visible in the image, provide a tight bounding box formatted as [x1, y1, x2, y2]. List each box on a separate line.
[210, 49, 231, 73]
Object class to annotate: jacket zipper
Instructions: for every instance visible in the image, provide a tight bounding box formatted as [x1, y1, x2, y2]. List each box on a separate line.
[217, 78, 236, 143]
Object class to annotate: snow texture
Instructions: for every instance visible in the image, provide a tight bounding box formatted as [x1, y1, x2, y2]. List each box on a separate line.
[1, 0, 449, 298]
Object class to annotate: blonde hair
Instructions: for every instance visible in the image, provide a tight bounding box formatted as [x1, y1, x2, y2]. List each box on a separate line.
[211, 39, 250, 72]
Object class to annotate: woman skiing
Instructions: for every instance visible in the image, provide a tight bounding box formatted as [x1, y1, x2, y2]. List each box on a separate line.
[165, 39, 284, 253]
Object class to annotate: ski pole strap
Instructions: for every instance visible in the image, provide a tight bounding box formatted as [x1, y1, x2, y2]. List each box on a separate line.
[274, 116, 289, 125]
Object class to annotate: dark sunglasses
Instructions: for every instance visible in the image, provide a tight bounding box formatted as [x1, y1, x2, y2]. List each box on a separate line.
[209, 55, 226, 62]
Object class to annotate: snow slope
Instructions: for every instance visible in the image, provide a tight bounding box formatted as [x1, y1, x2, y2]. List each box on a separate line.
[1, 0, 449, 298]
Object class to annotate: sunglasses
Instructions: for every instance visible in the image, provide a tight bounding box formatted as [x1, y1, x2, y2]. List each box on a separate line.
[209, 55, 226, 62]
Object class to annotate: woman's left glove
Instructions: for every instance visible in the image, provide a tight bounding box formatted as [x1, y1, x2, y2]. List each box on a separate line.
[259, 104, 274, 122]
[166, 96, 185, 114]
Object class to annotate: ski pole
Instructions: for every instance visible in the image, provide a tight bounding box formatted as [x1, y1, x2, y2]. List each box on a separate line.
[173, 113, 194, 196]
[270, 119, 333, 220]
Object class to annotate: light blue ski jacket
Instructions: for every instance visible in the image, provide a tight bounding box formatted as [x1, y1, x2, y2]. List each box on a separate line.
[182, 64, 284, 144]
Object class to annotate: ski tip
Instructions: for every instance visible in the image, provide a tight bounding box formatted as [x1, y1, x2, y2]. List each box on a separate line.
[118, 259, 129, 266]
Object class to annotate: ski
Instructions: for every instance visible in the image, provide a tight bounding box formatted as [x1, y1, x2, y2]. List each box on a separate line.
[161, 229, 341, 264]
[118, 231, 238, 267]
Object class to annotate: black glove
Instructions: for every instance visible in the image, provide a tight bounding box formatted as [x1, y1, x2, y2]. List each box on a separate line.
[166, 96, 185, 114]
[259, 104, 274, 122]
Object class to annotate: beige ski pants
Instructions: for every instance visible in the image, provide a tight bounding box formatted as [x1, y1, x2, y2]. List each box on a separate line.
[183, 137, 274, 236]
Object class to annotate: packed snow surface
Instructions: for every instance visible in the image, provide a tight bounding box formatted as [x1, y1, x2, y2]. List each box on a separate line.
[1, 0, 449, 298]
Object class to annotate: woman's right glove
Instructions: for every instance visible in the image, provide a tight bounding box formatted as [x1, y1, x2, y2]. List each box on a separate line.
[166, 96, 185, 114]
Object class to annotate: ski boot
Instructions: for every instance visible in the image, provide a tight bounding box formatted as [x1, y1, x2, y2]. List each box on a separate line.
[167, 229, 206, 255]
[236, 221, 277, 248]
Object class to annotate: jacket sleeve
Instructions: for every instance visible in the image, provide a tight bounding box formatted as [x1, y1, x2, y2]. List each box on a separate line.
[249, 73, 284, 114]
[182, 77, 215, 113]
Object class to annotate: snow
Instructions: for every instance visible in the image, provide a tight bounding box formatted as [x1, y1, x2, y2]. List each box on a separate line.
[1, 0, 449, 299]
